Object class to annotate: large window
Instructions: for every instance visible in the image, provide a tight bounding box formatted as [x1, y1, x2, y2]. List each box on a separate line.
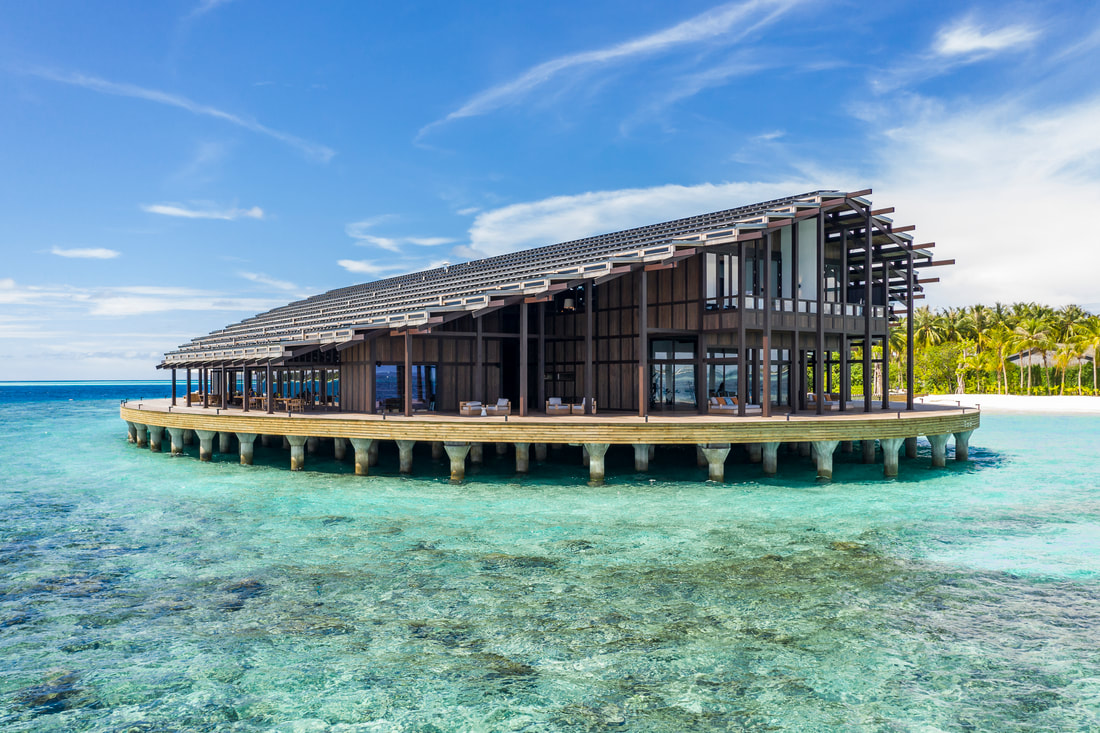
[375, 364, 437, 412]
[650, 339, 697, 409]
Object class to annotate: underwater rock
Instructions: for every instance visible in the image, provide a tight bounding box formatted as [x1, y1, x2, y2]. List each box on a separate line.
[12, 670, 95, 715]
[218, 578, 267, 611]
[479, 553, 557, 570]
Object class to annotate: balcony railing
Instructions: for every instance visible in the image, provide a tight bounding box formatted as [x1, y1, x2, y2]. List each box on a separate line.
[705, 296, 884, 318]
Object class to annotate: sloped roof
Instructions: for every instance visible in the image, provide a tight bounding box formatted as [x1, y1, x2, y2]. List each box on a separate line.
[163, 188, 923, 366]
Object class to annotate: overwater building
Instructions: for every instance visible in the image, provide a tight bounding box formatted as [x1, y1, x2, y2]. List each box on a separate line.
[123, 189, 978, 482]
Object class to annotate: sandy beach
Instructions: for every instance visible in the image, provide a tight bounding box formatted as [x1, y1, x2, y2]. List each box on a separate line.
[919, 393, 1100, 415]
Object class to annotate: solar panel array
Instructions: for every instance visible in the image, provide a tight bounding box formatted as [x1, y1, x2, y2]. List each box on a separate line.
[164, 190, 857, 364]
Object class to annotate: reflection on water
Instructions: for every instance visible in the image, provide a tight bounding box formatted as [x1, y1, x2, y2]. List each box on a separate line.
[0, 393, 1098, 730]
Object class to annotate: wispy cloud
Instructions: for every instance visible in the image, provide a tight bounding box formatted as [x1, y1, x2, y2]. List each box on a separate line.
[239, 271, 299, 292]
[419, 0, 802, 136]
[0, 278, 280, 316]
[26, 68, 335, 162]
[142, 202, 264, 220]
[337, 259, 406, 276]
[462, 179, 815, 258]
[51, 246, 120, 259]
[873, 15, 1040, 93]
[933, 18, 1039, 57]
[344, 217, 454, 252]
[189, 0, 235, 19]
[867, 94, 1100, 307]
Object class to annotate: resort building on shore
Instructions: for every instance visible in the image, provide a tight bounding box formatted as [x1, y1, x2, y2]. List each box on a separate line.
[123, 188, 977, 482]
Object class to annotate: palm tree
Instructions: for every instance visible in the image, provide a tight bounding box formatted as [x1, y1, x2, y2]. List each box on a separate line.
[987, 325, 1013, 394]
[1053, 343, 1078, 396]
[912, 306, 946, 348]
[1079, 318, 1100, 395]
[1014, 317, 1051, 395]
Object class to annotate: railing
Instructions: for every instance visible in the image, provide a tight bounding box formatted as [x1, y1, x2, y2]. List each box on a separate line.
[705, 296, 882, 317]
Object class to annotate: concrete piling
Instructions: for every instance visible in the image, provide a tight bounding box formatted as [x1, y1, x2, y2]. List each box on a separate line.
[306, 437, 319, 454]
[286, 435, 308, 471]
[534, 443, 547, 461]
[431, 441, 444, 460]
[396, 440, 416, 474]
[148, 425, 164, 453]
[444, 442, 470, 483]
[350, 438, 374, 476]
[134, 424, 148, 448]
[495, 442, 507, 456]
[880, 437, 904, 477]
[261, 434, 271, 447]
[746, 443, 763, 463]
[195, 429, 216, 462]
[862, 439, 877, 464]
[236, 433, 257, 465]
[954, 430, 974, 461]
[812, 440, 840, 480]
[183, 429, 194, 446]
[470, 442, 483, 464]
[905, 436, 918, 459]
[633, 443, 650, 472]
[584, 443, 610, 486]
[761, 441, 781, 475]
[515, 442, 530, 473]
[368, 439, 380, 465]
[333, 437, 347, 461]
[218, 431, 233, 454]
[928, 433, 950, 467]
[700, 443, 731, 482]
[841, 440, 853, 453]
[167, 427, 185, 456]
[126, 421, 137, 444]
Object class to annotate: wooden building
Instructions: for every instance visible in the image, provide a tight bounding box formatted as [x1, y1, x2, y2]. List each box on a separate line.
[161, 188, 950, 420]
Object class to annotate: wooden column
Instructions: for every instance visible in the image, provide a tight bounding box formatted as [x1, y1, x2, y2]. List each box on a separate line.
[242, 366, 250, 412]
[475, 316, 484, 402]
[171, 368, 177, 406]
[790, 221, 799, 414]
[320, 367, 327, 409]
[519, 303, 528, 416]
[907, 252, 915, 411]
[696, 331, 707, 414]
[881, 249, 890, 410]
[266, 362, 274, 414]
[762, 231, 772, 418]
[202, 368, 208, 408]
[537, 302, 546, 412]
[815, 214, 825, 415]
[863, 210, 873, 413]
[186, 368, 192, 407]
[404, 330, 413, 417]
[584, 280, 594, 415]
[637, 268, 648, 417]
[366, 338, 376, 414]
[839, 224, 848, 412]
[736, 241, 747, 417]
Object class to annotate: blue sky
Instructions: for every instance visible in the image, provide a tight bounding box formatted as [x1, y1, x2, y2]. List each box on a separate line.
[2, 0, 1099, 379]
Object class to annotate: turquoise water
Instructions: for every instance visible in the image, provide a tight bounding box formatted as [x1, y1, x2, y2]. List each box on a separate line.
[2, 384, 1099, 731]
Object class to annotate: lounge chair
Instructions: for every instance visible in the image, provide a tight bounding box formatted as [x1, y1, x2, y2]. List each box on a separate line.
[486, 398, 511, 416]
[545, 397, 571, 415]
[708, 396, 737, 414]
[459, 400, 485, 416]
[570, 397, 596, 415]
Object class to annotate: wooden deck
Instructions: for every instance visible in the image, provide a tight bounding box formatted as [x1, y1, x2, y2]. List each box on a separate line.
[121, 399, 980, 444]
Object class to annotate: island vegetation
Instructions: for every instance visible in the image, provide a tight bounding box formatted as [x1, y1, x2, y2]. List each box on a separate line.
[856, 303, 1100, 396]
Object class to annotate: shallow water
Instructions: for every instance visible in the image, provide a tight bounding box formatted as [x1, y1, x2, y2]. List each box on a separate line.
[1, 383, 1098, 731]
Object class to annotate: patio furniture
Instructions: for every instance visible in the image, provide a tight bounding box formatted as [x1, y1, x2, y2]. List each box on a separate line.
[485, 398, 511, 416]
[545, 397, 571, 415]
[460, 401, 484, 417]
[570, 398, 596, 415]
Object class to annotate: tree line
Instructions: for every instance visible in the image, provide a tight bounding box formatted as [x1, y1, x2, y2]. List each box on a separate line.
[879, 303, 1100, 396]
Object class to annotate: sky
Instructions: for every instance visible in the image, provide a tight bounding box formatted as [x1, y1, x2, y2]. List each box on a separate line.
[2, 0, 1099, 380]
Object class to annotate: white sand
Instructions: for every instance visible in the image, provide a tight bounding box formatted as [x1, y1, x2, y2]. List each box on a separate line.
[918, 393, 1100, 415]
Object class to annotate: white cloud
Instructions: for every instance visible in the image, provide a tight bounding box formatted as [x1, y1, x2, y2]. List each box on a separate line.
[344, 217, 454, 252]
[933, 18, 1039, 57]
[142, 203, 264, 220]
[190, 0, 234, 18]
[420, 0, 802, 135]
[26, 68, 335, 162]
[239, 271, 302, 293]
[869, 95, 1100, 307]
[337, 259, 404, 276]
[457, 207, 481, 216]
[0, 277, 280, 315]
[463, 179, 815, 257]
[51, 246, 120, 259]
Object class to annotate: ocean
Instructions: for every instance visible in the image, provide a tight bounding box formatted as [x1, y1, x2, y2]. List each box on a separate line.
[1, 382, 1098, 731]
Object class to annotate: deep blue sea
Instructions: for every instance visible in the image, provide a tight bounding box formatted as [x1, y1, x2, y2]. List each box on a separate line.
[1, 382, 1098, 731]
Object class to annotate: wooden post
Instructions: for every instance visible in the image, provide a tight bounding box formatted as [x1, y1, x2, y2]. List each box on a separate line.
[839, 222, 848, 411]
[863, 208, 873, 413]
[762, 232, 772, 417]
[519, 302, 528, 416]
[538, 301, 546, 412]
[584, 280, 594, 415]
[266, 362, 274, 414]
[367, 337, 376, 413]
[790, 220, 799, 414]
[186, 368, 192, 407]
[202, 368, 209, 408]
[404, 330, 413, 417]
[907, 252, 915, 411]
[815, 214, 825, 415]
[475, 315, 484, 403]
[881, 248, 890, 410]
[637, 268, 648, 417]
[736, 241, 747, 417]
[171, 368, 177, 406]
[242, 366, 250, 412]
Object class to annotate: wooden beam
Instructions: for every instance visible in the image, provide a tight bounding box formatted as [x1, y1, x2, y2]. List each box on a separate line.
[890, 224, 916, 234]
[916, 277, 940, 285]
[916, 259, 955, 267]
[870, 207, 894, 215]
[846, 188, 873, 198]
